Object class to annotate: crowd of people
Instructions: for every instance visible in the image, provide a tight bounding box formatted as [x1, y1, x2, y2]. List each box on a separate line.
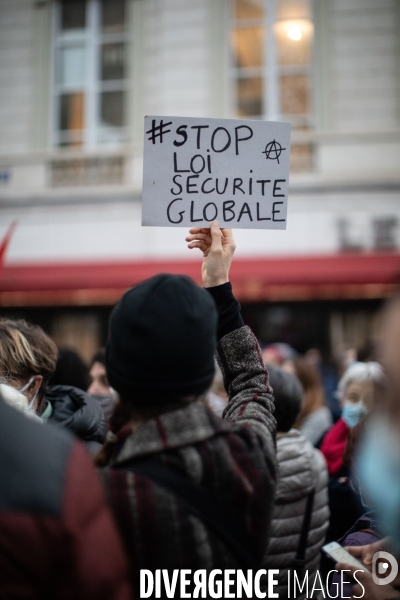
[1, 222, 400, 599]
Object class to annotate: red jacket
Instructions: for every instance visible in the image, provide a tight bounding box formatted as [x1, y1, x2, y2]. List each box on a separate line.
[320, 417, 350, 476]
[0, 397, 131, 600]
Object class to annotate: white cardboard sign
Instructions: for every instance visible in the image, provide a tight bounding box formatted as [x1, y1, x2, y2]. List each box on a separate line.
[142, 116, 291, 229]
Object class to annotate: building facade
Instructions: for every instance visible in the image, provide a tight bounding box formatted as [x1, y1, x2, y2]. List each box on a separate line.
[0, 0, 400, 360]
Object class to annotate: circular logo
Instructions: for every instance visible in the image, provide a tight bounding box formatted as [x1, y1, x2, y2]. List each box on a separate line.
[372, 551, 398, 585]
[262, 140, 286, 164]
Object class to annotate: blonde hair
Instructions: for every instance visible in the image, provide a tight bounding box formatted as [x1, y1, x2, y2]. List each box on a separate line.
[0, 319, 57, 395]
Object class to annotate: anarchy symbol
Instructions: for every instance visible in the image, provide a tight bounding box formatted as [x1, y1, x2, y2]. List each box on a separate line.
[262, 139, 286, 164]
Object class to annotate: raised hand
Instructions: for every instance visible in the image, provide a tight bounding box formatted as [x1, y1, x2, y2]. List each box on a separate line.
[185, 221, 236, 288]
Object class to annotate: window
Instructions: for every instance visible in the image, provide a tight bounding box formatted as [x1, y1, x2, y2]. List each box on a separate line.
[373, 217, 398, 251]
[53, 0, 128, 148]
[231, 0, 314, 170]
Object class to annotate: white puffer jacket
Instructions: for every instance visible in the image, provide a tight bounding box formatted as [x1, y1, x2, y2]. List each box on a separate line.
[263, 429, 329, 597]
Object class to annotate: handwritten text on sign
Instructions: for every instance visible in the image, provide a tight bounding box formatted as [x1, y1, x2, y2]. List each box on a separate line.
[142, 116, 291, 229]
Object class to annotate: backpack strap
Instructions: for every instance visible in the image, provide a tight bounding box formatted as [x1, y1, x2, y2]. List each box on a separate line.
[293, 490, 315, 579]
[114, 455, 258, 569]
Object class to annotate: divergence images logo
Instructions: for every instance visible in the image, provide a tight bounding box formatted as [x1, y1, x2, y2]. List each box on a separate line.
[372, 551, 398, 585]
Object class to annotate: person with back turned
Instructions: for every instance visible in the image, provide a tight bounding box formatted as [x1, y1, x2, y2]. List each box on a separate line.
[262, 365, 329, 596]
[0, 390, 130, 599]
[96, 223, 278, 595]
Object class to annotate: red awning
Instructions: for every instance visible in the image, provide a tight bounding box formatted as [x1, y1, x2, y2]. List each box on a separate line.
[0, 252, 399, 306]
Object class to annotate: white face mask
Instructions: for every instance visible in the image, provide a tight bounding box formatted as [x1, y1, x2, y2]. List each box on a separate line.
[18, 376, 38, 409]
[0, 382, 42, 423]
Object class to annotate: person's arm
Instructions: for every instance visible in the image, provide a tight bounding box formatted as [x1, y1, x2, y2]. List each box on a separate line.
[186, 222, 276, 439]
[206, 282, 244, 339]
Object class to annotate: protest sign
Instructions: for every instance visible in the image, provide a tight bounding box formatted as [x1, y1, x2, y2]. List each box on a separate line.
[142, 116, 291, 229]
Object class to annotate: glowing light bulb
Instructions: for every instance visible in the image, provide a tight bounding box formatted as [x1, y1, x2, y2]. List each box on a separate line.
[287, 25, 302, 40]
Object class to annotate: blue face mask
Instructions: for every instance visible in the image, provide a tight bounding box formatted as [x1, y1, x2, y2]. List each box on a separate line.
[356, 418, 400, 553]
[341, 400, 368, 428]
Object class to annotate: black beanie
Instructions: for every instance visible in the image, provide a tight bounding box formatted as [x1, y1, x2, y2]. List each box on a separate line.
[105, 274, 217, 401]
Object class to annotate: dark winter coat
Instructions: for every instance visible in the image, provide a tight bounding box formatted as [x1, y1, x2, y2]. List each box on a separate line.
[46, 385, 107, 453]
[101, 325, 277, 594]
[90, 392, 117, 423]
[330, 512, 381, 600]
[0, 396, 130, 600]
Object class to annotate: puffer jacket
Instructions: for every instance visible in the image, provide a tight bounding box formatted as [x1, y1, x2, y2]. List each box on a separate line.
[46, 385, 107, 453]
[264, 429, 330, 597]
